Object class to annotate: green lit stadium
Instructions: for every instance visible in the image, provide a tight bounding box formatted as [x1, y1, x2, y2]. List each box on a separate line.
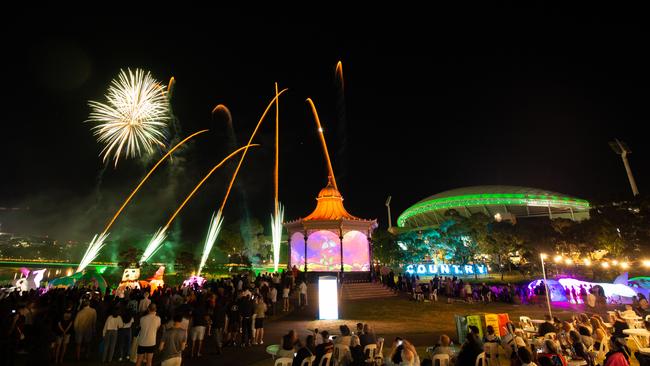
[397, 185, 590, 229]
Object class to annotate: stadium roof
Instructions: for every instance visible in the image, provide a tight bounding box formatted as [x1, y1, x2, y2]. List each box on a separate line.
[397, 185, 590, 228]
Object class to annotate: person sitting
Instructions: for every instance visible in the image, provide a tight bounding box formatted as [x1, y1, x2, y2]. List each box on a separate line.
[501, 322, 526, 361]
[518, 347, 538, 366]
[576, 325, 594, 349]
[537, 339, 567, 366]
[484, 325, 500, 344]
[431, 334, 455, 362]
[335, 325, 352, 347]
[456, 332, 483, 366]
[359, 324, 376, 348]
[348, 335, 365, 366]
[292, 335, 315, 366]
[538, 314, 556, 337]
[603, 336, 631, 366]
[355, 323, 363, 336]
[468, 325, 484, 348]
[277, 334, 295, 358]
[314, 331, 334, 365]
[568, 330, 594, 366]
[385, 338, 418, 366]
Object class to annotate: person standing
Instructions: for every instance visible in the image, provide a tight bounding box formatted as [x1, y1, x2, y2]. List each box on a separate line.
[282, 285, 290, 312]
[138, 292, 151, 315]
[158, 313, 187, 366]
[74, 300, 96, 361]
[102, 308, 123, 363]
[136, 303, 161, 366]
[54, 306, 73, 364]
[253, 297, 267, 345]
[117, 309, 134, 361]
[269, 285, 278, 315]
[299, 281, 308, 307]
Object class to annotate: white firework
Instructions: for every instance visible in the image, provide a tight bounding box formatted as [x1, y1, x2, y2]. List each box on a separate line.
[197, 210, 224, 276]
[270, 203, 284, 272]
[140, 226, 168, 264]
[76, 233, 109, 273]
[88, 68, 170, 167]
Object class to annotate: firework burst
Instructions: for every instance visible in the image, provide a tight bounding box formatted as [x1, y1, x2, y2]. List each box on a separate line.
[197, 210, 224, 276]
[88, 68, 171, 167]
[76, 233, 109, 273]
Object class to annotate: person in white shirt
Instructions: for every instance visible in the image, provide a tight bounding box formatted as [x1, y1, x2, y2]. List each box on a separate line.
[136, 303, 161, 366]
[138, 292, 151, 315]
[282, 285, 290, 312]
[299, 281, 308, 307]
[269, 286, 278, 315]
[102, 308, 124, 362]
[74, 301, 97, 361]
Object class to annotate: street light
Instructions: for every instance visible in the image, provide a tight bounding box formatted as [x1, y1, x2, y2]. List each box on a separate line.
[643, 260, 650, 268]
[583, 258, 591, 266]
[554, 255, 563, 263]
[539, 253, 553, 320]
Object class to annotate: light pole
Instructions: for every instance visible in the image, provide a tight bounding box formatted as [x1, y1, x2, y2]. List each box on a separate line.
[540, 253, 553, 319]
[385, 196, 393, 228]
[609, 139, 639, 197]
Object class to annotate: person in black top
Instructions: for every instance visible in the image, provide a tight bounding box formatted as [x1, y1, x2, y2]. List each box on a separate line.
[314, 331, 334, 365]
[349, 335, 365, 366]
[292, 335, 315, 366]
[54, 306, 73, 363]
[456, 332, 483, 366]
[226, 300, 240, 346]
[238, 294, 254, 347]
[211, 295, 227, 353]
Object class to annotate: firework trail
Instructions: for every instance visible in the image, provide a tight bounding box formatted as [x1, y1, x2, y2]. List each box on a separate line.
[271, 82, 283, 272]
[334, 61, 348, 189]
[139, 144, 258, 264]
[197, 210, 224, 276]
[306, 98, 338, 190]
[218, 89, 288, 212]
[88, 68, 171, 167]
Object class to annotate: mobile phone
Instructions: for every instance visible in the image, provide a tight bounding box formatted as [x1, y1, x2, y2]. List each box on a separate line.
[398, 340, 403, 346]
[536, 347, 543, 353]
[11, 309, 16, 314]
[329, 336, 334, 340]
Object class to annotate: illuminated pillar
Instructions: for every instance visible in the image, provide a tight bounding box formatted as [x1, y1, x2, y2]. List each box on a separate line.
[287, 235, 292, 270]
[304, 230, 308, 272]
[339, 228, 344, 273]
[367, 228, 373, 279]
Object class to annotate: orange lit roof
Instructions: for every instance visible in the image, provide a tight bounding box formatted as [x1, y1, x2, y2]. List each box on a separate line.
[302, 177, 362, 221]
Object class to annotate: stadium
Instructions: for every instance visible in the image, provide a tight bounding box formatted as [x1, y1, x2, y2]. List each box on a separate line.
[397, 185, 590, 229]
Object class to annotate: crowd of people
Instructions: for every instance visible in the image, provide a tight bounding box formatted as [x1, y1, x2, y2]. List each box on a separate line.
[0, 269, 308, 365]
[379, 270, 528, 304]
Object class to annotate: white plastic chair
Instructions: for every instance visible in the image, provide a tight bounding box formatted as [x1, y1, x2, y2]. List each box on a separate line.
[629, 334, 650, 355]
[430, 288, 438, 302]
[375, 338, 385, 364]
[363, 344, 378, 362]
[333, 344, 350, 365]
[483, 342, 499, 366]
[300, 355, 316, 366]
[475, 351, 486, 366]
[432, 353, 450, 366]
[275, 357, 293, 366]
[319, 352, 333, 366]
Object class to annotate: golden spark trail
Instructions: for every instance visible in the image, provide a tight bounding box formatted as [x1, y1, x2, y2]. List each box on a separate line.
[306, 98, 338, 191]
[274, 82, 280, 212]
[218, 88, 288, 212]
[165, 144, 259, 228]
[211, 104, 233, 126]
[167, 76, 176, 94]
[102, 129, 209, 234]
[335, 61, 344, 91]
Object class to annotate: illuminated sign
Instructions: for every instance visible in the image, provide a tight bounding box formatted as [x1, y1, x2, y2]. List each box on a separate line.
[405, 263, 488, 276]
[318, 276, 338, 320]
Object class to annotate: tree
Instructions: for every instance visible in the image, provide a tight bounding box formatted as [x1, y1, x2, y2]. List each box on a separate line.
[118, 247, 142, 269]
[488, 221, 524, 280]
[372, 229, 403, 265]
[176, 251, 197, 276]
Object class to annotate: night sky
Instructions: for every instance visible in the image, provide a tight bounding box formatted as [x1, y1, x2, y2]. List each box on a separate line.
[1, 6, 648, 246]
